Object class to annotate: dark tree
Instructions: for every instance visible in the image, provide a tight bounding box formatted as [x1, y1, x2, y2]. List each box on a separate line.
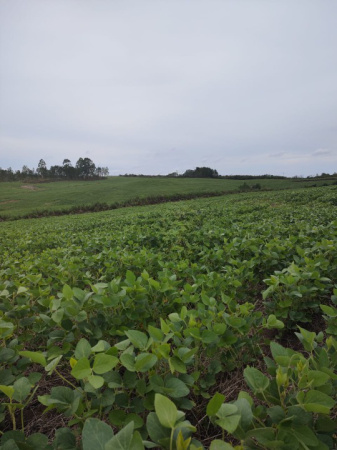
[76, 157, 96, 178]
[36, 159, 48, 178]
[182, 167, 219, 178]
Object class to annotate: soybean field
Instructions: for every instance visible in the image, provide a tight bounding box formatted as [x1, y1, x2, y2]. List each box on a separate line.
[0, 186, 337, 449]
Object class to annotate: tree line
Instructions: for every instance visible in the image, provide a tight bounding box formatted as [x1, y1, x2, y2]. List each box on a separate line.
[0, 158, 109, 182]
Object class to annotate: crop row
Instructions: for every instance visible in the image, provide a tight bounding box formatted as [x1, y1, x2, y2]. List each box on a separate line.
[0, 187, 337, 449]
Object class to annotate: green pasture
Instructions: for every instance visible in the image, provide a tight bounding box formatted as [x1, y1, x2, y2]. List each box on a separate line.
[0, 176, 333, 218]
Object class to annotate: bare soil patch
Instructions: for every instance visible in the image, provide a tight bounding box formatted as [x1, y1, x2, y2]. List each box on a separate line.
[0, 200, 18, 204]
[21, 185, 39, 190]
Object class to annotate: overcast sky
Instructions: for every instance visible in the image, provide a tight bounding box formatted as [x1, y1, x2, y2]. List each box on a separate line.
[1, 1, 336, 176]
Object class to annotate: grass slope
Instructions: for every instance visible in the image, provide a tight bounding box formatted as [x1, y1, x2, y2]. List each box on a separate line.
[0, 176, 332, 219]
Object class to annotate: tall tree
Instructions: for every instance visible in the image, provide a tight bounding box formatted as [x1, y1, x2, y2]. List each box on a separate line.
[36, 159, 48, 178]
[75, 157, 96, 178]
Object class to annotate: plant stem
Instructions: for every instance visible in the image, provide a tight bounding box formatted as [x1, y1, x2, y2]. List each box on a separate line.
[21, 408, 24, 432]
[55, 369, 82, 393]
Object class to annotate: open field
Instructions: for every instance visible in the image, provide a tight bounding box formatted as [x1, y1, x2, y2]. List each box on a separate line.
[0, 176, 335, 219]
[0, 186, 337, 448]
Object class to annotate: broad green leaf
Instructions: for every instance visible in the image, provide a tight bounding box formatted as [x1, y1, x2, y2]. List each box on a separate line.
[266, 314, 284, 329]
[154, 394, 177, 428]
[45, 355, 62, 374]
[120, 353, 135, 372]
[217, 404, 238, 418]
[19, 351, 46, 367]
[307, 370, 330, 388]
[320, 304, 337, 317]
[148, 325, 164, 341]
[165, 377, 189, 398]
[125, 330, 148, 350]
[216, 415, 241, 434]
[168, 356, 187, 374]
[51, 308, 64, 324]
[71, 357, 91, 380]
[125, 270, 136, 285]
[93, 354, 118, 374]
[75, 338, 92, 359]
[91, 340, 110, 352]
[17, 286, 28, 295]
[82, 418, 114, 450]
[146, 412, 171, 444]
[130, 431, 144, 450]
[63, 284, 73, 300]
[12, 377, 31, 403]
[301, 390, 335, 414]
[233, 398, 253, 429]
[26, 433, 49, 449]
[134, 353, 157, 372]
[105, 421, 134, 449]
[88, 375, 104, 389]
[210, 442, 235, 450]
[0, 385, 15, 400]
[244, 367, 270, 393]
[0, 320, 15, 339]
[207, 392, 225, 417]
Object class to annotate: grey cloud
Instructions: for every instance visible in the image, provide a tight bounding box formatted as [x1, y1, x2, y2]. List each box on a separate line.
[1, 0, 337, 176]
[312, 149, 331, 157]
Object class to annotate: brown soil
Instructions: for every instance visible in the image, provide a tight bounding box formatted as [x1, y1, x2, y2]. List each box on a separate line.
[0, 200, 18, 204]
[21, 185, 39, 191]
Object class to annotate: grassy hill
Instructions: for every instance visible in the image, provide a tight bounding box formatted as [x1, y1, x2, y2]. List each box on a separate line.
[0, 176, 333, 219]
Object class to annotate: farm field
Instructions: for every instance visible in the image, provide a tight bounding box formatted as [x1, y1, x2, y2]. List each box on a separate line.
[0, 186, 337, 449]
[0, 176, 334, 219]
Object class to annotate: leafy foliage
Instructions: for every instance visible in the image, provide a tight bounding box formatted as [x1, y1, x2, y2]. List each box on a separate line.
[0, 187, 337, 448]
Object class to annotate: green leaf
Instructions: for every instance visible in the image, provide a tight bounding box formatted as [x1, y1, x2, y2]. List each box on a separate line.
[93, 354, 118, 374]
[267, 405, 285, 424]
[307, 370, 330, 388]
[207, 392, 225, 417]
[63, 284, 73, 300]
[71, 357, 91, 380]
[0, 319, 15, 339]
[51, 308, 64, 324]
[210, 442, 235, 450]
[148, 325, 164, 342]
[165, 377, 189, 398]
[266, 314, 284, 329]
[130, 431, 144, 450]
[134, 353, 157, 372]
[320, 304, 337, 317]
[0, 385, 15, 400]
[146, 412, 171, 444]
[91, 340, 110, 352]
[292, 425, 319, 447]
[154, 394, 178, 428]
[45, 355, 62, 375]
[88, 375, 104, 389]
[125, 330, 148, 350]
[302, 390, 335, 414]
[233, 398, 253, 430]
[216, 414, 241, 434]
[120, 353, 135, 372]
[17, 286, 28, 295]
[82, 418, 114, 450]
[125, 270, 136, 285]
[105, 421, 134, 450]
[244, 367, 270, 393]
[75, 338, 92, 359]
[12, 377, 32, 403]
[19, 351, 46, 367]
[26, 433, 49, 449]
[168, 356, 187, 374]
[53, 427, 77, 449]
